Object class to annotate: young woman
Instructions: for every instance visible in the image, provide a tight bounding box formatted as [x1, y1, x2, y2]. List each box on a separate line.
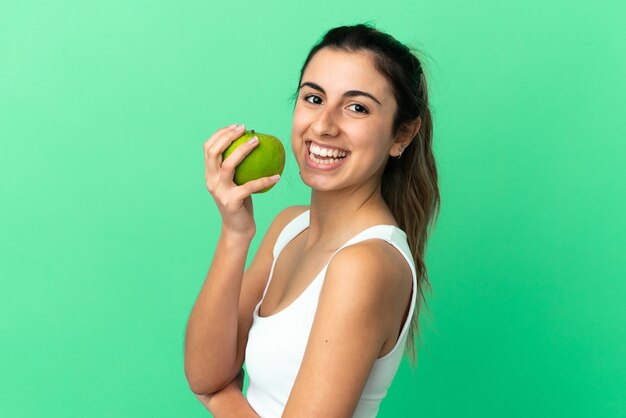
[185, 24, 440, 417]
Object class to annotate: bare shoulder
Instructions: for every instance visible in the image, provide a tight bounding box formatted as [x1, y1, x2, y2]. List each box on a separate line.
[328, 239, 411, 293]
[322, 239, 412, 331]
[256, 205, 309, 250]
[268, 205, 309, 235]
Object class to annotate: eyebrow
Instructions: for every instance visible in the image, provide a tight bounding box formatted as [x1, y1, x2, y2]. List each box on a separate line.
[299, 81, 382, 107]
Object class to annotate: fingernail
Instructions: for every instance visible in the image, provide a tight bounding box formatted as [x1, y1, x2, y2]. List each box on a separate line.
[236, 124, 245, 130]
[229, 123, 237, 128]
[270, 174, 280, 182]
[247, 136, 258, 144]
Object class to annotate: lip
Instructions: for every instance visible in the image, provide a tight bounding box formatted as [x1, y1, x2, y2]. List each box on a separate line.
[304, 140, 350, 170]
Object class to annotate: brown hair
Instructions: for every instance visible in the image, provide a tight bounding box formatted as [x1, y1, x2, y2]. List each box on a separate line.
[295, 23, 440, 365]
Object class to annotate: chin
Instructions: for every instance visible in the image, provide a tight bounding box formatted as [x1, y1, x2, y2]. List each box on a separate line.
[303, 174, 357, 194]
[298, 170, 337, 192]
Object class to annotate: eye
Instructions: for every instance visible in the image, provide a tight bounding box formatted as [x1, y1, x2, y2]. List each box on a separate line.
[302, 94, 323, 105]
[347, 103, 369, 114]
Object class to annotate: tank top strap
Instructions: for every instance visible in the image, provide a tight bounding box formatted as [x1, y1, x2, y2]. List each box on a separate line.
[272, 210, 310, 259]
[335, 226, 416, 287]
[333, 224, 416, 283]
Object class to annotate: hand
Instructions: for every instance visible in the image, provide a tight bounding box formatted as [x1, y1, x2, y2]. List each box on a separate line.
[203, 124, 280, 240]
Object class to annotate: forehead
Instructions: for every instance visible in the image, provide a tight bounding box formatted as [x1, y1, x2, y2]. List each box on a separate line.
[302, 48, 394, 100]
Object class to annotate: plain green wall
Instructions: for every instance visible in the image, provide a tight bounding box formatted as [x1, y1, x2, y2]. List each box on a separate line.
[1, 0, 624, 417]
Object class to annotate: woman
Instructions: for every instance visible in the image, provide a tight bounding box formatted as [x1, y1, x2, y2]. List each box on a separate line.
[185, 23, 440, 417]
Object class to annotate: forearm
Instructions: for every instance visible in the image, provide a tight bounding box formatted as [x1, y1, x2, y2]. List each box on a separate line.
[184, 230, 252, 393]
[195, 374, 260, 418]
[219, 391, 260, 418]
[207, 389, 260, 418]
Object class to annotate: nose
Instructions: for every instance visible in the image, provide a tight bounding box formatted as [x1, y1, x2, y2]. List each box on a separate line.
[311, 106, 340, 138]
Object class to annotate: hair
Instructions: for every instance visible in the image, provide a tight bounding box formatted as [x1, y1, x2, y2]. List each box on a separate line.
[294, 23, 440, 366]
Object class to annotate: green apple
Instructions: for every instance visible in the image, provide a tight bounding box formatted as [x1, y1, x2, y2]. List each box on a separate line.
[222, 129, 286, 193]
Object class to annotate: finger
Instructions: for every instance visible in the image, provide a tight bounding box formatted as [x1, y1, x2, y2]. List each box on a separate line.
[204, 124, 245, 177]
[220, 134, 259, 178]
[203, 123, 237, 152]
[234, 174, 281, 197]
[204, 124, 235, 177]
[205, 123, 246, 159]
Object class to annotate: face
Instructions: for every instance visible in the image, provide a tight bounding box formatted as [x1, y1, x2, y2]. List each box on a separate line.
[291, 48, 400, 193]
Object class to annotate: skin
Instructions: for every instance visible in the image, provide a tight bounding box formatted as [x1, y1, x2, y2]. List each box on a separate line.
[293, 48, 404, 195]
[185, 47, 421, 417]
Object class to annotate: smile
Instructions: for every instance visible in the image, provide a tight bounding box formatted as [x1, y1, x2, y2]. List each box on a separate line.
[307, 141, 349, 165]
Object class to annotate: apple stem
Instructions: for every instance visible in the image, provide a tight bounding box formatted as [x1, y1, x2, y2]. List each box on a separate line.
[251, 129, 255, 134]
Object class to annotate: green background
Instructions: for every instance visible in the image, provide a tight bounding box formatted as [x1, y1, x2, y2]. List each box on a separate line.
[1, 0, 624, 417]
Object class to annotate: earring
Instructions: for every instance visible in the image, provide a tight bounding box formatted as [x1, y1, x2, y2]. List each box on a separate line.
[394, 144, 406, 159]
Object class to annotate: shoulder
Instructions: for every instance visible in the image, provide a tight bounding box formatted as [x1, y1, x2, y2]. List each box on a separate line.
[261, 205, 309, 246]
[329, 238, 412, 289]
[247, 205, 309, 268]
[271, 205, 309, 230]
[321, 239, 412, 328]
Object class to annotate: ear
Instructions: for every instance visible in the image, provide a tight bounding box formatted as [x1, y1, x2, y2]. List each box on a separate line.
[389, 116, 421, 157]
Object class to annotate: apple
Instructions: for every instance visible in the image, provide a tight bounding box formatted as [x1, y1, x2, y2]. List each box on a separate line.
[222, 129, 285, 193]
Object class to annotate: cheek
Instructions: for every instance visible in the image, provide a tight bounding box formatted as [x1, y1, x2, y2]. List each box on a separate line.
[349, 122, 393, 150]
[290, 128, 303, 155]
[291, 107, 308, 145]
[292, 103, 307, 125]
[369, 119, 396, 151]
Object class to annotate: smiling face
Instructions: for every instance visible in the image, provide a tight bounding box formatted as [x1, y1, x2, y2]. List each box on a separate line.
[291, 47, 400, 193]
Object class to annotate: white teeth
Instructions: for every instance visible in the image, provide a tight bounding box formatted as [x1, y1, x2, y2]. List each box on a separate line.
[309, 152, 342, 165]
[309, 143, 347, 159]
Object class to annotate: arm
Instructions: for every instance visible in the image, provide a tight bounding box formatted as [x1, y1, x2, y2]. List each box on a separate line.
[184, 229, 253, 394]
[185, 204, 307, 394]
[184, 124, 289, 394]
[196, 387, 260, 418]
[194, 369, 260, 418]
[282, 240, 413, 417]
[185, 124, 270, 394]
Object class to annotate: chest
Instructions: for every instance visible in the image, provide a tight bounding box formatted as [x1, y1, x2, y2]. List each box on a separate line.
[259, 233, 337, 318]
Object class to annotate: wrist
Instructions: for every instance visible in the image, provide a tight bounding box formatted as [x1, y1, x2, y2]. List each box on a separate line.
[220, 228, 254, 246]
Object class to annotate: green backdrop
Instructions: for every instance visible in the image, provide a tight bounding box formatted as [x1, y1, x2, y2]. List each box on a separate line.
[1, 0, 624, 417]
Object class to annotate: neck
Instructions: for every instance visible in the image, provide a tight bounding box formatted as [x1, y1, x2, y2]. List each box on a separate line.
[305, 181, 389, 249]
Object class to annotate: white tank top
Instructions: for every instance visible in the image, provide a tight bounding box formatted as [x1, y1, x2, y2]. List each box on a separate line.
[245, 210, 417, 418]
